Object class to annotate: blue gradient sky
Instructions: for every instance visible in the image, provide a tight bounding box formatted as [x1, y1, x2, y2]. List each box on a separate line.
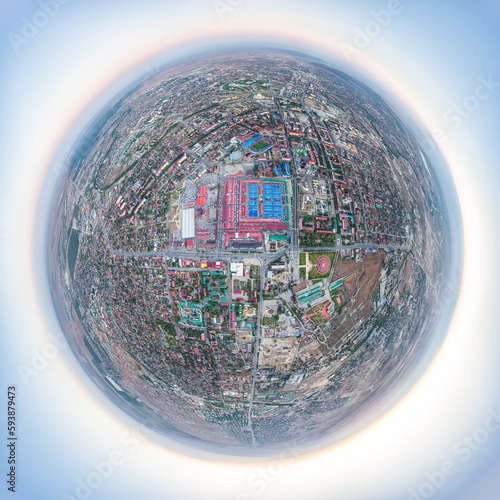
[1, 1, 500, 499]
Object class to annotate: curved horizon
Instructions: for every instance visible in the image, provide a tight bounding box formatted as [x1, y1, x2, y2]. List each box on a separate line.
[1, 2, 498, 500]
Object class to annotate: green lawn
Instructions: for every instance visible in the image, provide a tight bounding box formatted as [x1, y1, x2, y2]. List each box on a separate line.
[307, 252, 337, 279]
[252, 139, 272, 151]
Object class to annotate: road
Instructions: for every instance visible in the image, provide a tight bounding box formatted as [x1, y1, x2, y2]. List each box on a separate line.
[101, 224, 409, 261]
[273, 95, 301, 281]
[246, 257, 267, 445]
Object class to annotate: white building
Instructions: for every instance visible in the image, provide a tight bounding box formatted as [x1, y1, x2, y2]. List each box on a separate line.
[230, 262, 244, 277]
[181, 208, 195, 239]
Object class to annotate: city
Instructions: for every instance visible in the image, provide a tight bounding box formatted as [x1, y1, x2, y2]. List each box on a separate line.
[48, 50, 450, 451]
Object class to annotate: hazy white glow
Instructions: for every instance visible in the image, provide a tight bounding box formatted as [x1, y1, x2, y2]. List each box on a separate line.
[1, 1, 500, 499]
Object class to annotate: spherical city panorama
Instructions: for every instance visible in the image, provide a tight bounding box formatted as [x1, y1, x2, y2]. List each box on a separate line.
[48, 49, 453, 455]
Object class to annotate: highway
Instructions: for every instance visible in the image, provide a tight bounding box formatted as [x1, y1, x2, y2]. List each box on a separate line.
[273, 95, 300, 281]
[101, 222, 409, 261]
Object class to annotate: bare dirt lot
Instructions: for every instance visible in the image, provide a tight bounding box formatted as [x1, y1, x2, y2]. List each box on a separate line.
[326, 250, 386, 347]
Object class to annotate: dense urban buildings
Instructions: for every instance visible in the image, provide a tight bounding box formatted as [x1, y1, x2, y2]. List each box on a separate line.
[48, 50, 451, 453]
